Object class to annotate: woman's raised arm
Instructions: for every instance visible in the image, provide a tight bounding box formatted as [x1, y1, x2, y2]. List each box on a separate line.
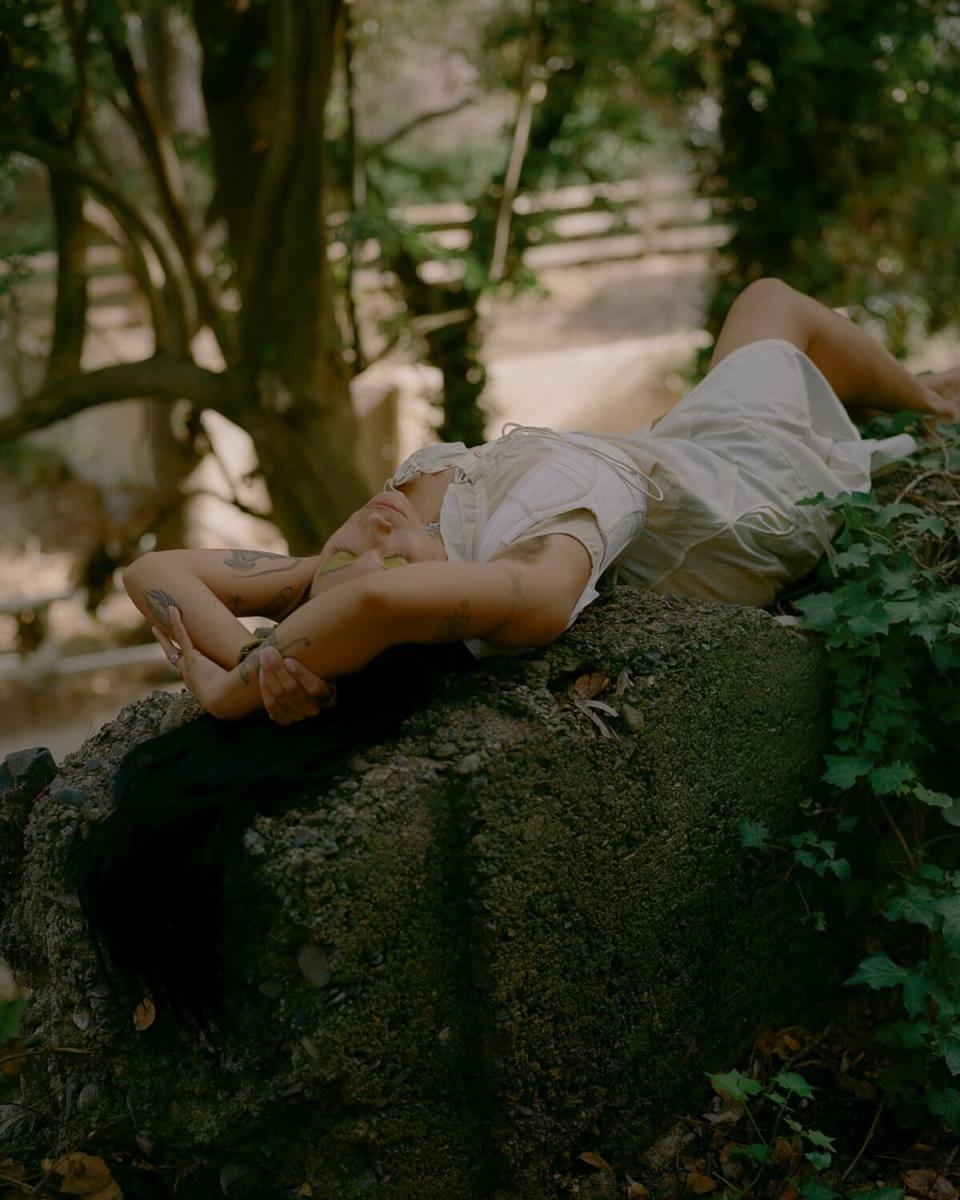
[209, 534, 592, 720]
[123, 548, 321, 669]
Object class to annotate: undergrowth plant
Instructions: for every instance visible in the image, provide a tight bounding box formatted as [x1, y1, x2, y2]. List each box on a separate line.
[737, 411, 960, 1144]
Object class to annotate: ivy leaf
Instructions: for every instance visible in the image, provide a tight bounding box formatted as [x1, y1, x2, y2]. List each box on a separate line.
[848, 603, 892, 638]
[799, 1178, 839, 1200]
[882, 884, 938, 929]
[941, 1029, 960, 1076]
[832, 543, 871, 571]
[874, 502, 925, 527]
[902, 971, 932, 1017]
[794, 591, 842, 631]
[771, 1070, 815, 1098]
[805, 1151, 832, 1170]
[916, 514, 946, 537]
[846, 953, 906, 991]
[877, 558, 920, 594]
[822, 755, 873, 789]
[706, 1068, 764, 1101]
[737, 818, 770, 849]
[803, 1127, 835, 1150]
[914, 784, 956, 811]
[868, 761, 915, 796]
[883, 598, 925, 625]
[935, 897, 960, 944]
[927, 1087, 960, 1133]
[930, 641, 960, 673]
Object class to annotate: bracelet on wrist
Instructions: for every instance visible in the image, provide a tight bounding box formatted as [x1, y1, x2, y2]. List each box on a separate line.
[236, 627, 274, 665]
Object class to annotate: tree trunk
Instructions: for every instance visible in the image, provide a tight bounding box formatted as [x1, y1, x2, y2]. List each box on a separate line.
[195, 0, 370, 543]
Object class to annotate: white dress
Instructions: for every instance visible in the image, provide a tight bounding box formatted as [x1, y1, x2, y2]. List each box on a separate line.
[384, 338, 918, 657]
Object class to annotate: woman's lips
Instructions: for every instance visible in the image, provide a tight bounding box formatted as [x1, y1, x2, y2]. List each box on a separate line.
[366, 496, 404, 516]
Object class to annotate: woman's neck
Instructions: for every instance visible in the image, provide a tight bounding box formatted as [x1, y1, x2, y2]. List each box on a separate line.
[397, 466, 454, 526]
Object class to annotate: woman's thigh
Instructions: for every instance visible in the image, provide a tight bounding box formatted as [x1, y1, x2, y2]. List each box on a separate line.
[707, 278, 813, 372]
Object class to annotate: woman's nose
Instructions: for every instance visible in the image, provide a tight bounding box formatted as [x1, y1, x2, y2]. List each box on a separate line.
[364, 511, 394, 542]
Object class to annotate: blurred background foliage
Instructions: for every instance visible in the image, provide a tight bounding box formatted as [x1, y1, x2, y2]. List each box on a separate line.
[2, 0, 959, 463]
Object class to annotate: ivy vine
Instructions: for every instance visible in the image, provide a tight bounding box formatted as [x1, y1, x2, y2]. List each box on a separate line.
[738, 412, 960, 1137]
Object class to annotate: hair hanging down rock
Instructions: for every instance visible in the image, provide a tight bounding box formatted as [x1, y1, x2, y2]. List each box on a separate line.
[64, 640, 472, 1046]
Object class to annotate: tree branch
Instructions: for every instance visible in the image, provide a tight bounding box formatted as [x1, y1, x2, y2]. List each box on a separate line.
[0, 356, 229, 443]
[369, 96, 478, 155]
[0, 132, 193, 353]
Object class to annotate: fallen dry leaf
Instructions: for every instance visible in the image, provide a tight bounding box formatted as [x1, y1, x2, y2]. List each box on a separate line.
[686, 1171, 716, 1193]
[626, 1176, 649, 1199]
[133, 996, 155, 1031]
[579, 1151, 614, 1172]
[904, 1170, 958, 1200]
[615, 667, 630, 696]
[770, 1136, 799, 1164]
[570, 672, 609, 701]
[50, 1151, 115, 1195]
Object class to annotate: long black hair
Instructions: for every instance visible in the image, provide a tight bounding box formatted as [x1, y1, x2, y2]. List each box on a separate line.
[64, 640, 471, 1047]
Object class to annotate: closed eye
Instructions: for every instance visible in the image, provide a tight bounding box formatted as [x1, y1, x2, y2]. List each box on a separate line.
[318, 548, 359, 575]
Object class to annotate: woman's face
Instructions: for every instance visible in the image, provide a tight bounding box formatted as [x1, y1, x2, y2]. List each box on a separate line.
[308, 490, 446, 598]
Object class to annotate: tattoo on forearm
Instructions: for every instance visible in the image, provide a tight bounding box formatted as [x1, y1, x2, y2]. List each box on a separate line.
[261, 586, 296, 620]
[222, 549, 303, 578]
[435, 599, 472, 642]
[143, 587, 178, 630]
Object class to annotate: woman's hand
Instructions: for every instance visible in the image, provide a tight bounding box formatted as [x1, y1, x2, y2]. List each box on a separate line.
[257, 645, 337, 725]
[153, 607, 229, 717]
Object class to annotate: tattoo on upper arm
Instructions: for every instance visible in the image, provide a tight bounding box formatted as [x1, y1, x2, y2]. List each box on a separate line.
[226, 593, 245, 614]
[222, 549, 303, 578]
[143, 587, 178, 630]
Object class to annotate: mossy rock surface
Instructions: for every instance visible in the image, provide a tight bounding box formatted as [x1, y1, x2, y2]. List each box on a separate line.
[0, 585, 850, 1199]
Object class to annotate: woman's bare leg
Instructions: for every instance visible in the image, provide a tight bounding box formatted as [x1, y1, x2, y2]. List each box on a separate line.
[708, 277, 946, 418]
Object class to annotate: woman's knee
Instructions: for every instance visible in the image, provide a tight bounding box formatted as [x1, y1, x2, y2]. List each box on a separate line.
[709, 277, 810, 369]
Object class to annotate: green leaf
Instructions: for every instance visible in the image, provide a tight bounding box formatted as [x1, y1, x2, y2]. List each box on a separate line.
[737, 818, 770, 849]
[916, 514, 946, 537]
[848, 605, 892, 638]
[832, 543, 871, 571]
[849, 1189, 903, 1200]
[942, 1029, 960, 1076]
[846, 953, 906, 990]
[935, 896, 960, 943]
[805, 1150, 832, 1169]
[902, 971, 932, 1017]
[868, 761, 915, 796]
[931, 642, 960, 673]
[927, 1086, 960, 1133]
[729, 1143, 769, 1163]
[802, 1127, 836, 1150]
[771, 1070, 815, 1098]
[915, 784, 956, 811]
[798, 1178, 839, 1200]
[822, 755, 873, 789]
[794, 591, 843, 631]
[705, 1068, 764, 1101]
[881, 884, 938, 929]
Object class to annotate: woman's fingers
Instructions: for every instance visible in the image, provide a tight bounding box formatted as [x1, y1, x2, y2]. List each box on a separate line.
[258, 646, 326, 725]
[284, 657, 337, 708]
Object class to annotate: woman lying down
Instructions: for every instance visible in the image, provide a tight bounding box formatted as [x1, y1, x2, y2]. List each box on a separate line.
[67, 278, 960, 1040]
